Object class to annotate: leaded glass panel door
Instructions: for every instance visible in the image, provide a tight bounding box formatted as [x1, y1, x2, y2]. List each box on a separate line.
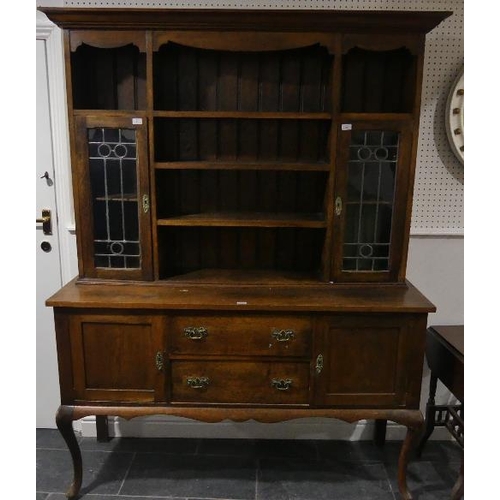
[332, 121, 412, 283]
[74, 115, 152, 280]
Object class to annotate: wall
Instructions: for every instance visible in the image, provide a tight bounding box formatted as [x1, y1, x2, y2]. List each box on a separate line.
[37, 0, 464, 439]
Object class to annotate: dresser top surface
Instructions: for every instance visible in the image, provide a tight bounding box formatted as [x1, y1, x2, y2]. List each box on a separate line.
[46, 279, 435, 313]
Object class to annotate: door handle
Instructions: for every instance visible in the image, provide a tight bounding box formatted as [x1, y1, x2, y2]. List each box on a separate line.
[36, 209, 52, 235]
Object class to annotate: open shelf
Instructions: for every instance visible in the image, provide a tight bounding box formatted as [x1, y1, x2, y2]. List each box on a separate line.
[153, 118, 331, 163]
[157, 212, 326, 228]
[153, 111, 332, 119]
[161, 268, 321, 285]
[154, 161, 330, 171]
[157, 226, 325, 280]
[71, 43, 146, 110]
[155, 169, 328, 219]
[153, 42, 333, 113]
[341, 47, 417, 113]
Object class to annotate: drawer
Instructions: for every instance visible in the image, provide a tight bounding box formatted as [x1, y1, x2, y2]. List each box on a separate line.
[170, 360, 310, 405]
[170, 314, 311, 357]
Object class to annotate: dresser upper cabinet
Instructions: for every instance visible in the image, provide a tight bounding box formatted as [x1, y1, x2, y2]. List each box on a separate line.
[43, 8, 450, 284]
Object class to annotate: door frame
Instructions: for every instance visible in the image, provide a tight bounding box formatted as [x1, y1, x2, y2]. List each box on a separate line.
[37, 12, 75, 284]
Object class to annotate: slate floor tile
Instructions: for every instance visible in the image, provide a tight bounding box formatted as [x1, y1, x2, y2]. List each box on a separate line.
[79, 436, 199, 455]
[36, 430, 464, 500]
[387, 460, 461, 500]
[255, 439, 319, 461]
[36, 448, 134, 495]
[196, 438, 257, 457]
[382, 440, 463, 465]
[46, 495, 188, 500]
[36, 428, 76, 450]
[257, 457, 394, 500]
[316, 440, 385, 463]
[120, 453, 256, 499]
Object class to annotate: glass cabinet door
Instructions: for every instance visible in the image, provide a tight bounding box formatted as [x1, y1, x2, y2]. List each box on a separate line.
[332, 122, 412, 282]
[74, 115, 152, 280]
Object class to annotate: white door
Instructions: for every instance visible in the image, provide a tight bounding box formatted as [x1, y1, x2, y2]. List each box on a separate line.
[37, 38, 63, 428]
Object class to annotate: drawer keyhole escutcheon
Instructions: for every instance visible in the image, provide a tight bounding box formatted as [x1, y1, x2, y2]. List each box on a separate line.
[155, 351, 164, 371]
[271, 329, 295, 342]
[271, 378, 293, 391]
[187, 376, 210, 389]
[184, 327, 208, 340]
[315, 354, 324, 374]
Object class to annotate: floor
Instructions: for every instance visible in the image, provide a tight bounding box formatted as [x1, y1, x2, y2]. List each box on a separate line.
[36, 429, 463, 500]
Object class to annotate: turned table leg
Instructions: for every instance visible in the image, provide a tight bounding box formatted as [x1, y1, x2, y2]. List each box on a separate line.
[56, 406, 82, 499]
[450, 458, 464, 500]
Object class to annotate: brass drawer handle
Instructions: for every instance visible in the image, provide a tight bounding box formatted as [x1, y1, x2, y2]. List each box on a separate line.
[271, 329, 295, 342]
[271, 378, 293, 391]
[184, 327, 208, 340]
[186, 376, 210, 389]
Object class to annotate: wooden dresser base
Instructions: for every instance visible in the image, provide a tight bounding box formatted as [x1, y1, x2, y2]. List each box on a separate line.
[56, 405, 424, 500]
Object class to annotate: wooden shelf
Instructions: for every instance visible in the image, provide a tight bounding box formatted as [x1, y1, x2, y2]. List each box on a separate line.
[153, 111, 332, 120]
[161, 268, 322, 285]
[157, 212, 326, 228]
[154, 161, 331, 171]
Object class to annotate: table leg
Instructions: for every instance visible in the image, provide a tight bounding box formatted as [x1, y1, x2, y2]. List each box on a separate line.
[374, 419, 387, 447]
[416, 372, 438, 457]
[56, 405, 82, 499]
[398, 423, 422, 500]
[450, 458, 464, 500]
[96, 415, 110, 442]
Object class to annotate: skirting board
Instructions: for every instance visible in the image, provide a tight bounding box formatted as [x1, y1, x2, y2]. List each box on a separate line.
[79, 416, 453, 441]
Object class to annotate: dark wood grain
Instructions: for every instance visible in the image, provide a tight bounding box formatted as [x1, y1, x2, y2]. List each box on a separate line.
[171, 360, 310, 404]
[156, 212, 326, 228]
[39, 8, 451, 34]
[47, 278, 435, 312]
[170, 314, 312, 357]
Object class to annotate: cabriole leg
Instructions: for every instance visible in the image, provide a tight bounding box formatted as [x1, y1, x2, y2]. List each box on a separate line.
[56, 406, 82, 499]
[398, 423, 422, 500]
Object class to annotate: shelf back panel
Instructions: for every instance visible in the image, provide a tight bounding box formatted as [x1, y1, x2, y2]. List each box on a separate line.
[157, 226, 325, 279]
[154, 42, 333, 113]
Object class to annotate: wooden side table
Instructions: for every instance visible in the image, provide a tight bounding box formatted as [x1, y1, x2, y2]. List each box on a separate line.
[417, 325, 464, 499]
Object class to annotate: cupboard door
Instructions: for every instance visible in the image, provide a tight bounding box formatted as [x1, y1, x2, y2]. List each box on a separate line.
[332, 122, 413, 282]
[314, 315, 421, 407]
[74, 115, 152, 280]
[69, 314, 166, 403]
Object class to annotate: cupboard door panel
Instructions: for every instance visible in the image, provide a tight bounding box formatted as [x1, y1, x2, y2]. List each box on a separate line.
[74, 115, 152, 280]
[332, 121, 413, 283]
[69, 314, 165, 403]
[314, 315, 422, 407]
